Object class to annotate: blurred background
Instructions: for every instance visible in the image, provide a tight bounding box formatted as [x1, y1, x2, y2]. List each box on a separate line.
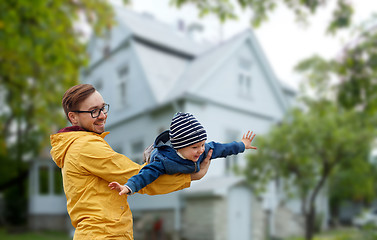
[1, 0, 377, 240]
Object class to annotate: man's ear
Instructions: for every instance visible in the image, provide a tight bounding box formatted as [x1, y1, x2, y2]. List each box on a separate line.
[68, 112, 78, 124]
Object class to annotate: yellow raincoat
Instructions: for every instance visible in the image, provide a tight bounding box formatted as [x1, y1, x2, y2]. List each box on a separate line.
[50, 129, 190, 240]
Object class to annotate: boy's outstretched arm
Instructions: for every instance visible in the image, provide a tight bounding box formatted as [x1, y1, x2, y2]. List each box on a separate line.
[108, 181, 131, 195]
[241, 131, 257, 150]
[109, 150, 213, 194]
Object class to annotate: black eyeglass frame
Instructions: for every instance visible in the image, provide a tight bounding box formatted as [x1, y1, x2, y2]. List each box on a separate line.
[72, 103, 110, 118]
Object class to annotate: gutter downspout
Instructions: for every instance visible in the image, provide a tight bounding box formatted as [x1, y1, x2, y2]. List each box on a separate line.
[172, 99, 183, 240]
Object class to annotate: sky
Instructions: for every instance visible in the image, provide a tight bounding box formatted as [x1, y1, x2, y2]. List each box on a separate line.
[120, 0, 375, 89]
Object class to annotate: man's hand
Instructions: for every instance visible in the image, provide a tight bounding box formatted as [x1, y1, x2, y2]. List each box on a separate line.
[108, 181, 130, 195]
[191, 149, 212, 181]
[241, 131, 257, 150]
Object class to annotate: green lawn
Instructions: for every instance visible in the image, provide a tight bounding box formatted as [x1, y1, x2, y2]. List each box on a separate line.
[1, 227, 375, 240]
[285, 227, 377, 240]
[0, 228, 71, 240]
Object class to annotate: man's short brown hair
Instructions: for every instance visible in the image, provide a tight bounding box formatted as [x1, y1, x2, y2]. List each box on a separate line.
[62, 84, 96, 122]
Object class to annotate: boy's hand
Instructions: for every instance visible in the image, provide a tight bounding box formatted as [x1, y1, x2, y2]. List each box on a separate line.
[108, 181, 130, 195]
[191, 149, 212, 181]
[242, 131, 257, 150]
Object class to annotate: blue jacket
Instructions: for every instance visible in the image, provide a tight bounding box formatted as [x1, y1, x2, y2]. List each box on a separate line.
[125, 130, 245, 193]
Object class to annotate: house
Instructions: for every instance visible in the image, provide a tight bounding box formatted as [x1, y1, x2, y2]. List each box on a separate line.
[80, 6, 304, 240]
[28, 5, 328, 240]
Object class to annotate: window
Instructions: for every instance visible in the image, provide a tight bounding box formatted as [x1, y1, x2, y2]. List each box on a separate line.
[237, 57, 253, 98]
[238, 73, 252, 97]
[130, 140, 145, 164]
[54, 168, 64, 194]
[116, 64, 129, 108]
[225, 130, 240, 175]
[38, 166, 49, 195]
[37, 165, 63, 195]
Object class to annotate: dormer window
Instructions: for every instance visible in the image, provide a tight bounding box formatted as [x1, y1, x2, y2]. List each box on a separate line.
[238, 73, 252, 97]
[116, 63, 129, 108]
[237, 57, 253, 98]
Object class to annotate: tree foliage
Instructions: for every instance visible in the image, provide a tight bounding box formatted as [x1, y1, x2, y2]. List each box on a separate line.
[0, 0, 123, 185]
[170, 0, 354, 34]
[0, 0, 128, 224]
[295, 16, 377, 116]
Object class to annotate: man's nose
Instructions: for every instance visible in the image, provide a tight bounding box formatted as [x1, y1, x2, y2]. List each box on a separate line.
[97, 110, 106, 119]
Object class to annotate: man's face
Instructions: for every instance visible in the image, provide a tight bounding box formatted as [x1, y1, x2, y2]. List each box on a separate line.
[177, 140, 206, 162]
[71, 91, 108, 134]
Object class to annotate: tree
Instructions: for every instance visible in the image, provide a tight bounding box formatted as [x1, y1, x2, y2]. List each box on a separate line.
[0, 0, 128, 225]
[240, 17, 377, 238]
[291, 16, 377, 225]
[242, 99, 376, 240]
[171, 0, 354, 34]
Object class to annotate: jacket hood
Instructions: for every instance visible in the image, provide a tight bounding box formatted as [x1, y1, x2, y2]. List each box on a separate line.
[50, 126, 107, 168]
[154, 130, 171, 148]
[152, 130, 194, 164]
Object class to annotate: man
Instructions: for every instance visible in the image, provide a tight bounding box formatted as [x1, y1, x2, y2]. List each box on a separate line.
[50, 84, 211, 240]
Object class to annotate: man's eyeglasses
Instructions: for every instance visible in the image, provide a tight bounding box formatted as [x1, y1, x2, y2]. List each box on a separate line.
[72, 104, 110, 118]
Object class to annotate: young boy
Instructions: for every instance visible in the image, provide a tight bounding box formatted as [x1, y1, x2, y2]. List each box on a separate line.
[109, 112, 257, 195]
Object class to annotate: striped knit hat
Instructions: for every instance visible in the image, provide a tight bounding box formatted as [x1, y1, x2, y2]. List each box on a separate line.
[169, 112, 207, 149]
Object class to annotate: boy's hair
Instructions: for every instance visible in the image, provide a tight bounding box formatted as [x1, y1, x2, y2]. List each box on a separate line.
[169, 112, 207, 149]
[62, 84, 96, 123]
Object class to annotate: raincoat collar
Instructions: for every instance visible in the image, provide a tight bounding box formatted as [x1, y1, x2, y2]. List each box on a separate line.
[56, 126, 109, 138]
[57, 126, 86, 133]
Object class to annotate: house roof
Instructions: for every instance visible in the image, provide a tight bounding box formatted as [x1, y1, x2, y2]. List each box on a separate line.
[133, 41, 190, 103]
[162, 28, 291, 111]
[164, 30, 249, 103]
[113, 7, 292, 110]
[113, 5, 210, 57]
[110, 5, 220, 105]
[86, 6, 295, 123]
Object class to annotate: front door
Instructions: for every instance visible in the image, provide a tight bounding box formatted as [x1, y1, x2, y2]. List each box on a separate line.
[228, 186, 252, 240]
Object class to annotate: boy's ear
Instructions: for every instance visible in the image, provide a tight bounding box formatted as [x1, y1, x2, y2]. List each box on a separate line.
[68, 112, 78, 124]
